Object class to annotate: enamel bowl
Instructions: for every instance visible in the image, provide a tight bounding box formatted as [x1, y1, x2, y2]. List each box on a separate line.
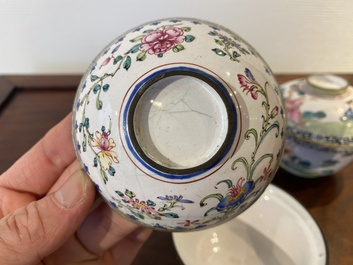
[280, 74, 353, 178]
[72, 18, 285, 231]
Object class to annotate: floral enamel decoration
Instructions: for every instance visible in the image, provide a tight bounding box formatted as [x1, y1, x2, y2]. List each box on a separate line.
[140, 26, 188, 56]
[209, 30, 251, 61]
[76, 22, 195, 183]
[73, 18, 285, 231]
[76, 113, 118, 183]
[91, 130, 119, 174]
[157, 195, 194, 212]
[112, 189, 195, 223]
[200, 68, 281, 217]
[280, 75, 353, 178]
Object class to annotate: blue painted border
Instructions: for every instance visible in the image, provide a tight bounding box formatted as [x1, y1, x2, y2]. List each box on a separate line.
[123, 66, 237, 180]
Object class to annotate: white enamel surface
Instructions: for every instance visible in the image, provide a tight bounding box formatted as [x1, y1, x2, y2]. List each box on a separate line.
[173, 184, 327, 265]
[133, 75, 228, 169]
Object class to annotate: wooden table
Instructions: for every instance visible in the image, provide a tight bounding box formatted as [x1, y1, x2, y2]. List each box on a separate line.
[1, 74, 352, 264]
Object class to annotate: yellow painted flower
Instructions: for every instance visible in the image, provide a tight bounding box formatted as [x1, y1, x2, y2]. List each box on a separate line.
[91, 131, 119, 170]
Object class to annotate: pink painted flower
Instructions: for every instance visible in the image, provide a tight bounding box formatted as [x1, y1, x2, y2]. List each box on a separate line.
[285, 98, 303, 124]
[237, 68, 260, 100]
[177, 219, 200, 227]
[260, 164, 272, 182]
[270, 106, 279, 118]
[130, 198, 161, 216]
[140, 26, 185, 55]
[91, 131, 119, 170]
[228, 178, 245, 198]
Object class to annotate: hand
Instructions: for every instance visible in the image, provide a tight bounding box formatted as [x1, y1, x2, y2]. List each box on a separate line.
[0, 114, 152, 265]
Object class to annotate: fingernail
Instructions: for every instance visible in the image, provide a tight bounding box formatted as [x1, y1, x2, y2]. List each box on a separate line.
[53, 169, 87, 208]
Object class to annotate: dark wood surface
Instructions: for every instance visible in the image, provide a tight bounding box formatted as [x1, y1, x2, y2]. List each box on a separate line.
[0, 74, 352, 265]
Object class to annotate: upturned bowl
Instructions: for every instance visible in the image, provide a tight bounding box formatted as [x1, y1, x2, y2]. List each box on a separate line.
[280, 74, 353, 178]
[72, 18, 285, 231]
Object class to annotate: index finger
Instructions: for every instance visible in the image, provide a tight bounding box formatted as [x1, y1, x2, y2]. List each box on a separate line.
[0, 113, 77, 197]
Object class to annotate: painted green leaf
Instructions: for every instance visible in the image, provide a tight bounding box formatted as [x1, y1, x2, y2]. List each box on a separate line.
[200, 193, 224, 207]
[233, 51, 241, 58]
[216, 179, 233, 188]
[147, 199, 156, 206]
[96, 98, 103, 110]
[93, 84, 101, 94]
[90, 75, 99, 82]
[231, 157, 250, 177]
[123, 56, 132, 70]
[143, 29, 154, 34]
[126, 43, 141, 54]
[82, 133, 87, 152]
[133, 211, 145, 219]
[297, 90, 305, 96]
[129, 35, 144, 43]
[158, 207, 165, 212]
[161, 212, 179, 218]
[172, 44, 185, 52]
[181, 27, 191, 32]
[78, 122, 83, 132]
[204, 207, 217, 216]
[185, 35, 195, 42]
[240, 48, 250, 55]
[108, 166, 116, 176]
[215, 39, 224, 46]
[100, 168, 108, 184]
[102, 84, 109, 92]
[314, 111, 326, 119]
[322, 160, 338, 167]
[145, 212, 161, 220]
[115, 190, 124, 196]
[113, 55, 123, 65]
[125, 189, 135, 198]
[136, 51, 147, 61]
[93, 157, 98, 167]
[83, 117, 89, 128]
[302, 111, 314, 120]
[212, 48, 226, 56]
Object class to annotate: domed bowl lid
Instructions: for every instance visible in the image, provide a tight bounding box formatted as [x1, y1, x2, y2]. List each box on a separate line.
[281, 74, 353, 149]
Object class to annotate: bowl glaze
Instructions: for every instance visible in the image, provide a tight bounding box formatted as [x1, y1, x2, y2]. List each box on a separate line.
[280, 74, 353, 178]
[72, 18, 285, 231]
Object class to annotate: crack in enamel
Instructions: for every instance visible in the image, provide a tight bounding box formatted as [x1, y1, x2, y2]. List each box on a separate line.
[148, 88, 217, 129]
[133, 75, 228, 169]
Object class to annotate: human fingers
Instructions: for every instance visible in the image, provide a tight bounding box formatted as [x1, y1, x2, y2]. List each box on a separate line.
[44, 201, 152, 264]
[0, 167, 95, 265]
[0, 113, 76, 197]
[77, 201, 151, 255]
[105, 227, 153, 265]
[0, 161, 81, 217]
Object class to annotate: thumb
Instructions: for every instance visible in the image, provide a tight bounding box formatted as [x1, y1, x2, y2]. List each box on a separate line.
[0, 168, 95, 265]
